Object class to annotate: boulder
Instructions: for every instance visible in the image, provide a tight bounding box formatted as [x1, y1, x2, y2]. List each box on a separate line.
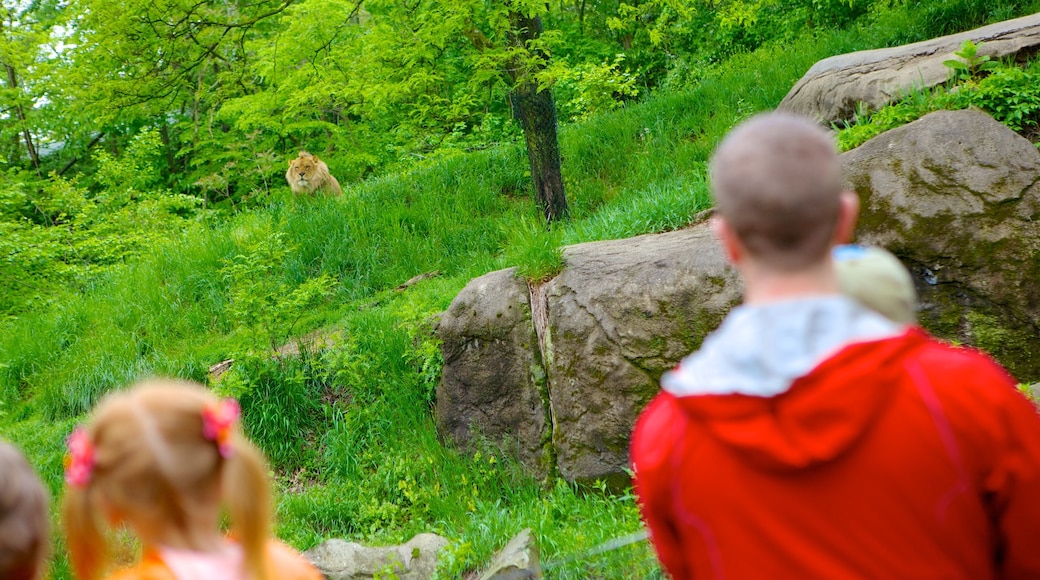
[435, 268, 550, 476]
[544, 225, 741, 483]
[778, 14, 1040, 123]
[843, 109, 1040, 379]
[436, 224, 741, 483]
[479, 528, 542, 580]
[436, 109, 1040, 483]
[304, 533, 448, 580]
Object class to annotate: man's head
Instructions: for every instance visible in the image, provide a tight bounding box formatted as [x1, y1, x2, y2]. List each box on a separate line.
[709, 113, 855, 273]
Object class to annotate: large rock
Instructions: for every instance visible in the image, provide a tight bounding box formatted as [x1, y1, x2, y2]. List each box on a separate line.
[479, 528, 541, 580]
[437, 109, 1040, 483]
[435, 268, 550, 476]
[436, 224, 741, 483]
[844, 109, 1040, 379]
[544, 226, 741, 483]
[778, 14, 1040, 123]
[304, 533, 448, 580]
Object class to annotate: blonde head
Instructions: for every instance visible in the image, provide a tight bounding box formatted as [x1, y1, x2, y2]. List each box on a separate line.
[709, 113, 844, 272]
[285, 151, 342, 196]
[61, 378, 273, 580]
[0, 440, 50, 580]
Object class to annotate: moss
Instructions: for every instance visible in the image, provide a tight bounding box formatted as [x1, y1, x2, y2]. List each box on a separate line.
[963, 311, 1038, 379]
[648, 335, 667, 356]
[916, 279, 1040, 381]
[965, 311, 1009, 353]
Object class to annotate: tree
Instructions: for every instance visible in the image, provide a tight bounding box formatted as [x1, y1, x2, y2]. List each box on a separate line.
[363, 0, 570, 223]
[50, 0, 296, 196]
[505, 6, 569, 223]
[0, 0, 58, 171]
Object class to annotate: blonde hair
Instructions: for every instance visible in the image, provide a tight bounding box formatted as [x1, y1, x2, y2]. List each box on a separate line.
[834, 244, 917, 324]
[710, 112, 843, 271]
[0, 440, 50, 580]
[61, 378, 273, 580]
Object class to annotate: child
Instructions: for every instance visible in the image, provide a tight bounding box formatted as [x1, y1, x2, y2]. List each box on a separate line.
[61, 378, 321, 580]
[0, 439, 50, 580]
[833, 244, 917, 324]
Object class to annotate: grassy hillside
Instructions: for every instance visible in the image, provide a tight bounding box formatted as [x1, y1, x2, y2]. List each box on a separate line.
[2, 1, 1037, 577]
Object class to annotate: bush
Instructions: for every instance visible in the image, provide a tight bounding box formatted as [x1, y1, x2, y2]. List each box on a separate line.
[836, 57, 1040, 151]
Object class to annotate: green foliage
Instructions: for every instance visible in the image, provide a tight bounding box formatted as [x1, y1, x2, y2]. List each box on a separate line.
[837, 57, 1040, 150]
[502, 218, 566, 282]
[943, 40, 1001, 81]
[952, 63, 1040, 132]
[220, 226, 336, 352]
[224, 351, 330, 473]
[835, 91, 934, 151]
[0, 131, 204, 315]
[5, 3, 1040, 578]
[550, 56, 641, 122]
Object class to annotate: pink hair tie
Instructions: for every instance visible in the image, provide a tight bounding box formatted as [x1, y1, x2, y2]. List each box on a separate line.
[64, 427, 95, 488]
[202, 398, 241, 458]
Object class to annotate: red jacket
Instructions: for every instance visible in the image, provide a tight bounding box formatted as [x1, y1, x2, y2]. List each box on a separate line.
[632, 328, 1040, 579]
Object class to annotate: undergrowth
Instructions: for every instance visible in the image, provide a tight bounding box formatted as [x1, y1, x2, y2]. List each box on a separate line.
[836, 52, 1040, 151]
[2, 1, 1039, 578]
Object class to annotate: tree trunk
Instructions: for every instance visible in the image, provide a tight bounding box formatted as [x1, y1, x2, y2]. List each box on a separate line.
[507, 10, 569, 224]
[4, 63, 40, 171]
[511, 83, 568, 223]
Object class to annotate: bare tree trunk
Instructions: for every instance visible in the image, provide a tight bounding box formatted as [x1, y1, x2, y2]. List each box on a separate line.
[507, 10, 569, 224]
[58, 132, 105, 176]
[159, 123, 177, 175]
[4, 63, 40, 171]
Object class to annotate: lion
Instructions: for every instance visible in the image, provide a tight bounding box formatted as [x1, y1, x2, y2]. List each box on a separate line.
[285, 151, 342, 196]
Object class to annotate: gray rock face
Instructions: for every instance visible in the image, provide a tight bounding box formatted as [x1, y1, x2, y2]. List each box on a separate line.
[435, 268, 550, 476]
[437, 109, 1040, 483]
[303, 533, 448, 580]
[778, 14, 1040, 123]
[479, 528, 542, 580]
[843, 109, 1040, 379]
[436, 224, 741, 483]
[544, 226, 741, 483]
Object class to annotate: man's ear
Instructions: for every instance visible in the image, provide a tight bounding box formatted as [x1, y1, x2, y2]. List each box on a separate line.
[711, 215, 743, 265]
[833, 190, 860, 244]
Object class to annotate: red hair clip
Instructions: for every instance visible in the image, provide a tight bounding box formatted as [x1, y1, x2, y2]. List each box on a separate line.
[64, 427, 95, 488]
[202, 398, 241, 458]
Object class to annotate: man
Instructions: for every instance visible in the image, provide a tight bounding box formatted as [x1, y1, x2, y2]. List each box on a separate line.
[630, 113, 1040, 579]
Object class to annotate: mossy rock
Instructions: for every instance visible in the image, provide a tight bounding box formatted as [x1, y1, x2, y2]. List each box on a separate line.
[844, 109, 1040, 380]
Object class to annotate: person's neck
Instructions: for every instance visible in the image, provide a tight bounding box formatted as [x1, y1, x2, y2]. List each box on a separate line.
[739, 258, 842, 306]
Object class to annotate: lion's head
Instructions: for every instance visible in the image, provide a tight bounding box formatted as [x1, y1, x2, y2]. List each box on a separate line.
[285, 151, 342, 196]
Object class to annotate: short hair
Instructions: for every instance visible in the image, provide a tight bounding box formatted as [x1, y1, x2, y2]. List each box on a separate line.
[834, 245, 917, 324]
[709, 112, 843, 271]
[0, 440, 50, 580]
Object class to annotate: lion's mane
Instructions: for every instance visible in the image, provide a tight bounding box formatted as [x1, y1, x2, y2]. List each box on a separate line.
[285, 151, 342, 196]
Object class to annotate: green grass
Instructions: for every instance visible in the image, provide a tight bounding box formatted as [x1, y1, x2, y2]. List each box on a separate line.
[3, 1, 1040, 577]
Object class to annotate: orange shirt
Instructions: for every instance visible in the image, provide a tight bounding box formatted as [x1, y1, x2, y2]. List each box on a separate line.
[105, 539, 321, 580]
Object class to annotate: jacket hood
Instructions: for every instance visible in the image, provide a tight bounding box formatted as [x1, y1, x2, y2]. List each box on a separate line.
[662, 296, 924, 470]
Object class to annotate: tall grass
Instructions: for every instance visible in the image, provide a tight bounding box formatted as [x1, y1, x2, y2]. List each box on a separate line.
[3, 1, 1039, 577]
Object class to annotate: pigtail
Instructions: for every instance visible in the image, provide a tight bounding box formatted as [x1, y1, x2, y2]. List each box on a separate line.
[61, 485, 108, 580]
[223, 432, 273, 580]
